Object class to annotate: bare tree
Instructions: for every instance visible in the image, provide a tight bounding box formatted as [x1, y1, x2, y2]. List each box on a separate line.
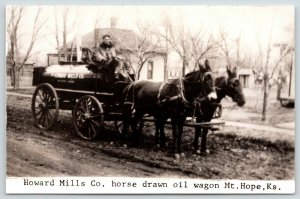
[6, 6, 46, 89]
[161, 17, 170, 80]
[190, 29, 219, 69]
[124, 19, 163, 80]
[161, 15, 192, 77]
[94, 10, 105, 48]
[217, 28, 242, 68]
[55, 7, 61, 63]
[54, 7, 84, 63]
[218, 29, 232, 68]
[256, 19, 292, 121]
[136, 22, 163, 79]
[62, 7, 69, 61]
[69, 8, 84, 62]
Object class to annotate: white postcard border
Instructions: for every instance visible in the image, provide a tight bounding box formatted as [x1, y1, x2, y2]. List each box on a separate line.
[6, 177, 295, 194]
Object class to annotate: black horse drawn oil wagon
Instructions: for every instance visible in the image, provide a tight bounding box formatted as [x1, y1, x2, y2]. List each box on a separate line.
[31, 60, 134, 140]
[30, 59, 244, 157]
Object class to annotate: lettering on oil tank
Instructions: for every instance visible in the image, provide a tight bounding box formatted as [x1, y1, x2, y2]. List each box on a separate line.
[67, 80, 75, 83]
[52, 73, 67, 78]
[67, 73, 84, 79]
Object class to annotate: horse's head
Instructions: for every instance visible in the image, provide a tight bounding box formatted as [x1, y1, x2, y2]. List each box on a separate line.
[225, 66, 246, 106]
[183, 60, 216, 102]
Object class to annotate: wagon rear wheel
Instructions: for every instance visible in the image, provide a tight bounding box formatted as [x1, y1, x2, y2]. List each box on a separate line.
[73, 95, 104, 140]
[31, 83, 59, 130]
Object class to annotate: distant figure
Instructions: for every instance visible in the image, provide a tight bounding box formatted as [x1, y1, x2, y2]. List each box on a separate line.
[253, 69, 264, 85]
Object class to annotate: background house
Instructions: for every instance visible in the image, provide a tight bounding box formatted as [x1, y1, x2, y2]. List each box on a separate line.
[47, 18, 167, 81]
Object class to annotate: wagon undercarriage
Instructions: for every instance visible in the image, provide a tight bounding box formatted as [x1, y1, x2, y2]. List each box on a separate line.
[31, 82, 224, 141]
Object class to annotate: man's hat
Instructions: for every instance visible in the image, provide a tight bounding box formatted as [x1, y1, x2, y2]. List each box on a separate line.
[102, 34, 111, 39]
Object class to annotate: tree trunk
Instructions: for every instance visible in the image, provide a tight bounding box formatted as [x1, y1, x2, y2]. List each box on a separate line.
[55, 7, 61, 63]
[63, 13, 67, 61]
[10, 64, 15, 87]
[262, 74, 269, 121]
[277, 80, 282, 100]
[163, 54, 168, 80]
[13, 67, 20, 90]
[182, 59, 188, 77]
[137, 65, 143, 80]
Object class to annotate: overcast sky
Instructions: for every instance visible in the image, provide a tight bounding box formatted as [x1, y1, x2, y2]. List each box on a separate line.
[6, 5, 294, 60]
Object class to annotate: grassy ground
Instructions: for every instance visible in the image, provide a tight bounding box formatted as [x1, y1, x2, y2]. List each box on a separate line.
[220, 86, 294, 126]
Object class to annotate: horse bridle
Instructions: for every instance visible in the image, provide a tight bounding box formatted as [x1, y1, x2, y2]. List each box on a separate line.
[156, 71, 214, 113]
[226, 77, 240, 100]
[179, 71, 214, 106]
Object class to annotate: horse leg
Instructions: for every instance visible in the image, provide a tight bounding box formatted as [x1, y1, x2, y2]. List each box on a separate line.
[155, 116, 166, 147]
[171, 121, 180, 159]
[131, 110, 144, 147]
[159, 119, 166, 147]
[194, 117, 203, 154]
[137, 119, 144, 135]
[172, 117, 185, 159]
[200, 121, 210, 155]
[121, 120, 129, 145]
[154, 119, 160, 146]
[177, 121, 185, 158]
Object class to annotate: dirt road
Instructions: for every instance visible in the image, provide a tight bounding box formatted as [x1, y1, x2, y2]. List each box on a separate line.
[6, 95, 294, 179]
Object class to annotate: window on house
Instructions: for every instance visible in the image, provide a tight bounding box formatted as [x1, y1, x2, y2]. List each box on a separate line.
[147, 60, 154, 79]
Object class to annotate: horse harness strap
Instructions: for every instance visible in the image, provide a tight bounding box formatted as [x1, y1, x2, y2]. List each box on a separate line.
[124, 81, 138, 110]
[179, 78, 193, 106]
[157, 81, 167, 105]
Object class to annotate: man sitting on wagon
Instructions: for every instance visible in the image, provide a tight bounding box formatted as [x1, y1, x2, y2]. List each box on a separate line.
[92, 34, 123, 80]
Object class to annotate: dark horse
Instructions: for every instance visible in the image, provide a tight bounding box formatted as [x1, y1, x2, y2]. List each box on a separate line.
[193, 66, 245, 155]
[122, 63, 216, 159]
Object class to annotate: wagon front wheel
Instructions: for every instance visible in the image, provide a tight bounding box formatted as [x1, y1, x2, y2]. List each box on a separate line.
[31, 83, 59, 130]
[73, 95, 104, 140]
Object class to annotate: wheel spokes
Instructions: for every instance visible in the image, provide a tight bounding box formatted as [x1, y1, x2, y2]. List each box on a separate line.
[90, 119, 100, 127]
[79, 100, 87, 114]
[32, 84, 59, 130]
[37, 90, 44, 101]
[89, 122, 97, 138]
[73, 96, 103, 140]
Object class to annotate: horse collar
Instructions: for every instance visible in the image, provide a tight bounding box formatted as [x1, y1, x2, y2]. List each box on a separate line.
[179, 78, 193, 106]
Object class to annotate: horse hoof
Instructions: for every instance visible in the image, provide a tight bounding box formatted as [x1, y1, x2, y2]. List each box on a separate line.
[206, 149, 210, 154]
[195, 150, 201, 155]
[174, 154, 180, 160]
[180, 153, 185, 158]
[123, 144, 127, 148]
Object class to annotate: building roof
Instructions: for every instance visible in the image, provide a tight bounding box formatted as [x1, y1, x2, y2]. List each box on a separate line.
[81, 28, 138, 51]
[81, 28, 167, 55]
